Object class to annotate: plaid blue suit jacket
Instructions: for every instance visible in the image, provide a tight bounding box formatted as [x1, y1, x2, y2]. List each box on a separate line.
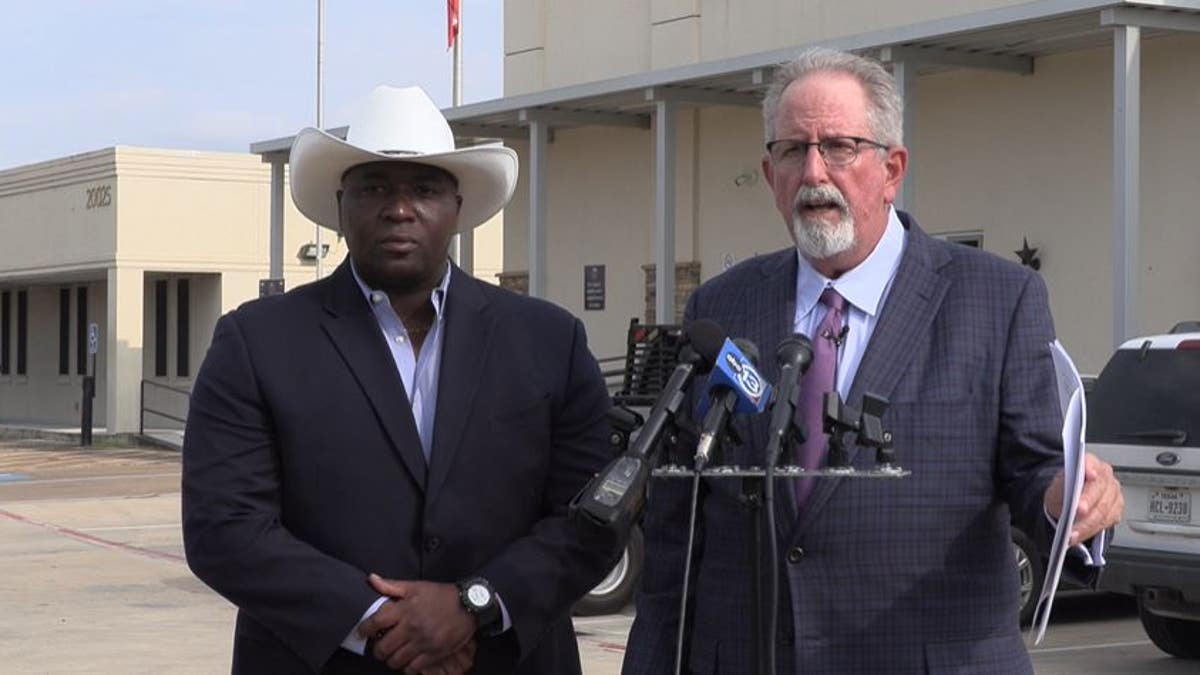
[624, 213, 1063, 674]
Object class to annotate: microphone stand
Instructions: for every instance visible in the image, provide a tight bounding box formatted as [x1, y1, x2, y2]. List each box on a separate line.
[656, 391, 905, 675]
[742, 461, 765, 675]
[760, 414, 802, 675]
[673, 462, 705, 675]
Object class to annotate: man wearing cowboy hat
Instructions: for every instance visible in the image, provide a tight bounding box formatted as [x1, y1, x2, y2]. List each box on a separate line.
[183, 86, 620, 674]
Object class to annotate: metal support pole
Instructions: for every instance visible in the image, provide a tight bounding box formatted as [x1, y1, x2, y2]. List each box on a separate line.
[80, 373, 94, 446]
[528, 120, 548, 298]
[451, 4, 473, 273]
[315, 0, 326, 280]
[892, 59, 916, 212]
[654, 99, 677, 324]
[1112, 25, 1140, 346]
[269, 159, 285, 281]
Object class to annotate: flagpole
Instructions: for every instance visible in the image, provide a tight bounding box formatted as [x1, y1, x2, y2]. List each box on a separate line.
[451, 1, 473, 274]
[315, 0, 326, 280]
[453, 6, 463, 106]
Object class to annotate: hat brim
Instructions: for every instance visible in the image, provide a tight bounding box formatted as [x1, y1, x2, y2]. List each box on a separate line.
[289, 127, 518, 235]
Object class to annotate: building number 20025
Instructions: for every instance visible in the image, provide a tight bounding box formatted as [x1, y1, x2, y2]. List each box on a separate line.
[86, 185, 112, 210]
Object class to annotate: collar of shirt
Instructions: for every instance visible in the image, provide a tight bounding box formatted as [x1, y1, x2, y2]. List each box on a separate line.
[350, 260, 452, 323]
[793, 206, 906, 323]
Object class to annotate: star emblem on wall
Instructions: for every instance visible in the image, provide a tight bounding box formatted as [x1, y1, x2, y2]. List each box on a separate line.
[1015, 237, 1041, 271]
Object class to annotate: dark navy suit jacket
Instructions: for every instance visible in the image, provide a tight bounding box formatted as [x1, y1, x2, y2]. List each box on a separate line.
[183, 261, 617, 674]
[624, 214, 1065, 674]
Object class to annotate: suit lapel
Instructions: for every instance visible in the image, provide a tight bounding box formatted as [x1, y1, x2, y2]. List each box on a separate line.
[320, 262, 428, 489]
[792, 216, 951, 535]
[426, 267, 494, 505]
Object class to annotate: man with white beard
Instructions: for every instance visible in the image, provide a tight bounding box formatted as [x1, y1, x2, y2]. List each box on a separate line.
[622, 47, 1123, 674]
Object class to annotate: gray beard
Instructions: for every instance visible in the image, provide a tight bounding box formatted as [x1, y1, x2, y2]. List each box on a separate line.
[791, 207, 856, 261]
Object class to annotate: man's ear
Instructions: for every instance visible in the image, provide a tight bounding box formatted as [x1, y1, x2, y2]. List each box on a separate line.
[761, 155, 775, 190]
[456, 194, 463, 211]
[882, 146, 908, 205]
[335, 189, 346, 235]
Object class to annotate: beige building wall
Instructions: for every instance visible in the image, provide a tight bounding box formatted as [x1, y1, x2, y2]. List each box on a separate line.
[500, 33, 1200, 373]
[0, 284, 108, 426]
[0, 151, 118, 274]
[914, 33, 1200, 373]
[506, 0, 1032, 93]
[0, 151, 118, 427]
[504, 113, 705, 356]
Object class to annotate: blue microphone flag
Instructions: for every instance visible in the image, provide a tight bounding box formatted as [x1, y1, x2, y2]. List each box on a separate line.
[697, 338, 772, 417]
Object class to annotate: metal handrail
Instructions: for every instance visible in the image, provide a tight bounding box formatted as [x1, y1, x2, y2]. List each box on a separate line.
[140, 379, 192, 434]
[142, 380, 192, 397]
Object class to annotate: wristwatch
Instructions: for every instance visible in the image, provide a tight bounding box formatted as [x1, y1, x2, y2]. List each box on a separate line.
[457, 577, 502, 636]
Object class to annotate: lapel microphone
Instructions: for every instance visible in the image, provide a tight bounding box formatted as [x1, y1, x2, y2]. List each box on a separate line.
[822, 325, 849, 347]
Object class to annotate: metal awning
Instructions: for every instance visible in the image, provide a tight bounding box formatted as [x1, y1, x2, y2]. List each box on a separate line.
[251, 0, 1200, 343]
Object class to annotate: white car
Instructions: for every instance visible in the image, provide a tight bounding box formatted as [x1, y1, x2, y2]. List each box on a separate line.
[1088, 328, 1200, 659]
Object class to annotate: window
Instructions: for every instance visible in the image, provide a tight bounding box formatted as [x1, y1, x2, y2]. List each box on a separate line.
[16, 290, 27, 375]
[0, 291, 9, 375]
[154, 280, 168, 377]
[1088, 347, 1200, 448]
[76, 287, 88, 375]
[940, 231, 983, 248]
[59, 288, 71, 375]
[176, 279, 189, 377]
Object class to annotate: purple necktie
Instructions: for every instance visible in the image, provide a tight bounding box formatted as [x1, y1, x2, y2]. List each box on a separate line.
[794, 288, 846, 510]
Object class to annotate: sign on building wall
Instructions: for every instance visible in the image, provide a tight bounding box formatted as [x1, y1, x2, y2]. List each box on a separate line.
[87, 322, 99, 356]
[584, 265, 605, 311]
[259, 278, 285, 298]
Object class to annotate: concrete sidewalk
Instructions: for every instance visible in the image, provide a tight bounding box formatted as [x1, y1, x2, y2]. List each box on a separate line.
[0, 439, 630, 673]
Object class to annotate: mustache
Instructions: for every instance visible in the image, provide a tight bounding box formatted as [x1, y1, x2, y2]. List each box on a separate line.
[793, 184, 848, 213]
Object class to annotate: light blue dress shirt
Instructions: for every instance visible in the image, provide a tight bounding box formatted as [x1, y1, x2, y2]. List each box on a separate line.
[351, 262, 449, 461]
[792, 207, 906, 396]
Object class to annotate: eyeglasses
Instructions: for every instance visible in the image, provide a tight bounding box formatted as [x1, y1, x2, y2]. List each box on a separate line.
[765, 136, 888, 168]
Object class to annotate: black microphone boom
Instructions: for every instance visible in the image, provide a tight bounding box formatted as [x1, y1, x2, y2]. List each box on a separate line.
[763, 334, 814, 467]
[569, 319, 725, 534]
[626, 320, 724, 461]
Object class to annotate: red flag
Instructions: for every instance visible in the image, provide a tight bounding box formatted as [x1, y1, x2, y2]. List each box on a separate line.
[448, 0, 460, 50]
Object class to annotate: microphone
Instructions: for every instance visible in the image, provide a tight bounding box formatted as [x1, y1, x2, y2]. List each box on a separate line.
[693, 338, 771, 470]
[569, 319, 726, 534]
[822, 325, 849, 347]
[762, 334, 814, 467]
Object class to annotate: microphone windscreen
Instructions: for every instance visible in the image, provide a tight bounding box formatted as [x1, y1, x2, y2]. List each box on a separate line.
[684, 319, 726, 365]
[776, 334, 814, 372]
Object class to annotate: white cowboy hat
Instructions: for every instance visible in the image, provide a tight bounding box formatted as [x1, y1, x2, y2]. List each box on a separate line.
[289, 85, 518, 234]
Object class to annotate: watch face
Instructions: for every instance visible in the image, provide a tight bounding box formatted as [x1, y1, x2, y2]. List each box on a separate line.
[466, 584, 492, 608]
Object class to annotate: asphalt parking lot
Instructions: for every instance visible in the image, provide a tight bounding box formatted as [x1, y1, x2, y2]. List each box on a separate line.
[0, 437, 1194, 673]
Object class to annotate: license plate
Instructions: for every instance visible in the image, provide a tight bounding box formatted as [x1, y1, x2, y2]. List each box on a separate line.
[1148, 488, 1191, 524]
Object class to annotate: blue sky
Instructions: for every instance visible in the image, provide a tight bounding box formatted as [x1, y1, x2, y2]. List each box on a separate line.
[0, 1, 504, 170]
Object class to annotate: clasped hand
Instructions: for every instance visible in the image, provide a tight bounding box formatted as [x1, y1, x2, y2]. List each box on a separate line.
[357, 574, 478, 675]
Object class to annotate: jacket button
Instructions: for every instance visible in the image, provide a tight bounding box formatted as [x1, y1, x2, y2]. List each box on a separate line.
[786, 546, 804, 564]
[424, 536, 441, 553]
